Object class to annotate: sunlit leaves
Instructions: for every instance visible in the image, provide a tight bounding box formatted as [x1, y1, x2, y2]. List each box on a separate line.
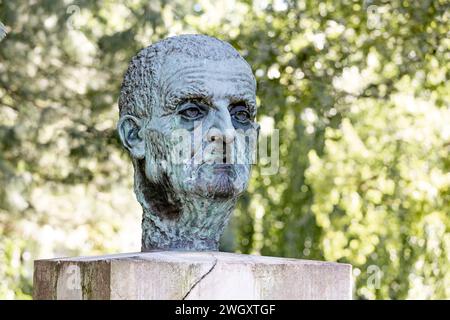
[0, 0, 448, 299]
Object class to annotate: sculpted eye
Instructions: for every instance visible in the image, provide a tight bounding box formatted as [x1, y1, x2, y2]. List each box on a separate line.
[179, 103, 205, 120]
[230, 103, 251, 124]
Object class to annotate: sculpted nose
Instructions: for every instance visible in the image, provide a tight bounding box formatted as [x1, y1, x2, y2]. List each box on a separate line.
[207, 106, 235, 143]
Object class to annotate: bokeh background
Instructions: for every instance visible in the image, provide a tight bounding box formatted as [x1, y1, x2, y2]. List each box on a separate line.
[0, 0, 449, 299]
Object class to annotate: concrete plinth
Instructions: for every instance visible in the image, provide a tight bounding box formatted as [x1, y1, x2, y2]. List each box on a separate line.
[33, 251, 352, 300]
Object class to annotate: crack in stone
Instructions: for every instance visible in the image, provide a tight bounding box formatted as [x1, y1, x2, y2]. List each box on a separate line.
[111, 288, 126, 300]
[182, 255, 218, 300]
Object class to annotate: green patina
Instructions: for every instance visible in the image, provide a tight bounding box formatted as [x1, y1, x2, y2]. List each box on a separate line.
[118, 35, 259, 251]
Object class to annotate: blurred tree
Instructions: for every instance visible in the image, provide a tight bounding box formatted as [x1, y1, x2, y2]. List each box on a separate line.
[0, 0, 448, 299]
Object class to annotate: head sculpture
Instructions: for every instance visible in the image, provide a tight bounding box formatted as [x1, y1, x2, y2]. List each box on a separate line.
[118, 34, 258, 251]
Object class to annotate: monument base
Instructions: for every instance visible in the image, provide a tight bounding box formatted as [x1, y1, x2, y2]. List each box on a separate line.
[33, 251, 352, 300]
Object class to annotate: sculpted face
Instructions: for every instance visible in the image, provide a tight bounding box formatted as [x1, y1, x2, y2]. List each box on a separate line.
[145, 54, 257, 199]
[118, 35, 258, 250]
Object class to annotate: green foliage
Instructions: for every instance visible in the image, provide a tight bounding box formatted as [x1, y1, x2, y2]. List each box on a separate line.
[1, 0, 448, 299]
[306, 97, 449, 299]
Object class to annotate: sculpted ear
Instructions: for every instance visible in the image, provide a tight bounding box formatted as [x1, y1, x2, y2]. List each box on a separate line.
[118, 115, 145, 159]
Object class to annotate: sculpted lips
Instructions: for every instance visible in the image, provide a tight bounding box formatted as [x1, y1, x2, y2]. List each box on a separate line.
[199, 163, 236, 179]
[213, 163, 234, 171]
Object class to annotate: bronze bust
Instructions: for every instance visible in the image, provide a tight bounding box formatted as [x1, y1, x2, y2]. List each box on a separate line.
[118, 34, 258, 251]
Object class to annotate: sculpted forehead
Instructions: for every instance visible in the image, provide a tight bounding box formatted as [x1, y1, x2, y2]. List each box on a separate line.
[159, 54, 256, 111]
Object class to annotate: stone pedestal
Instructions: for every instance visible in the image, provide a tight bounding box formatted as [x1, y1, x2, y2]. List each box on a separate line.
[33, 251, 352, 300]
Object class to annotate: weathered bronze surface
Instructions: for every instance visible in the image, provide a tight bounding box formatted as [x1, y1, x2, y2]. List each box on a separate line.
[118, 34, 258, 251]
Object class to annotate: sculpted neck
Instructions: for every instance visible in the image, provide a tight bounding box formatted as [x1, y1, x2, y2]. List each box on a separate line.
[134, 158, 237, 251]
[141, 196, 237, 251]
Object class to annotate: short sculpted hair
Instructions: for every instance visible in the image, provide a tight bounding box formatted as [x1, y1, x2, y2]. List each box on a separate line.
[118, 34, 250, 121]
